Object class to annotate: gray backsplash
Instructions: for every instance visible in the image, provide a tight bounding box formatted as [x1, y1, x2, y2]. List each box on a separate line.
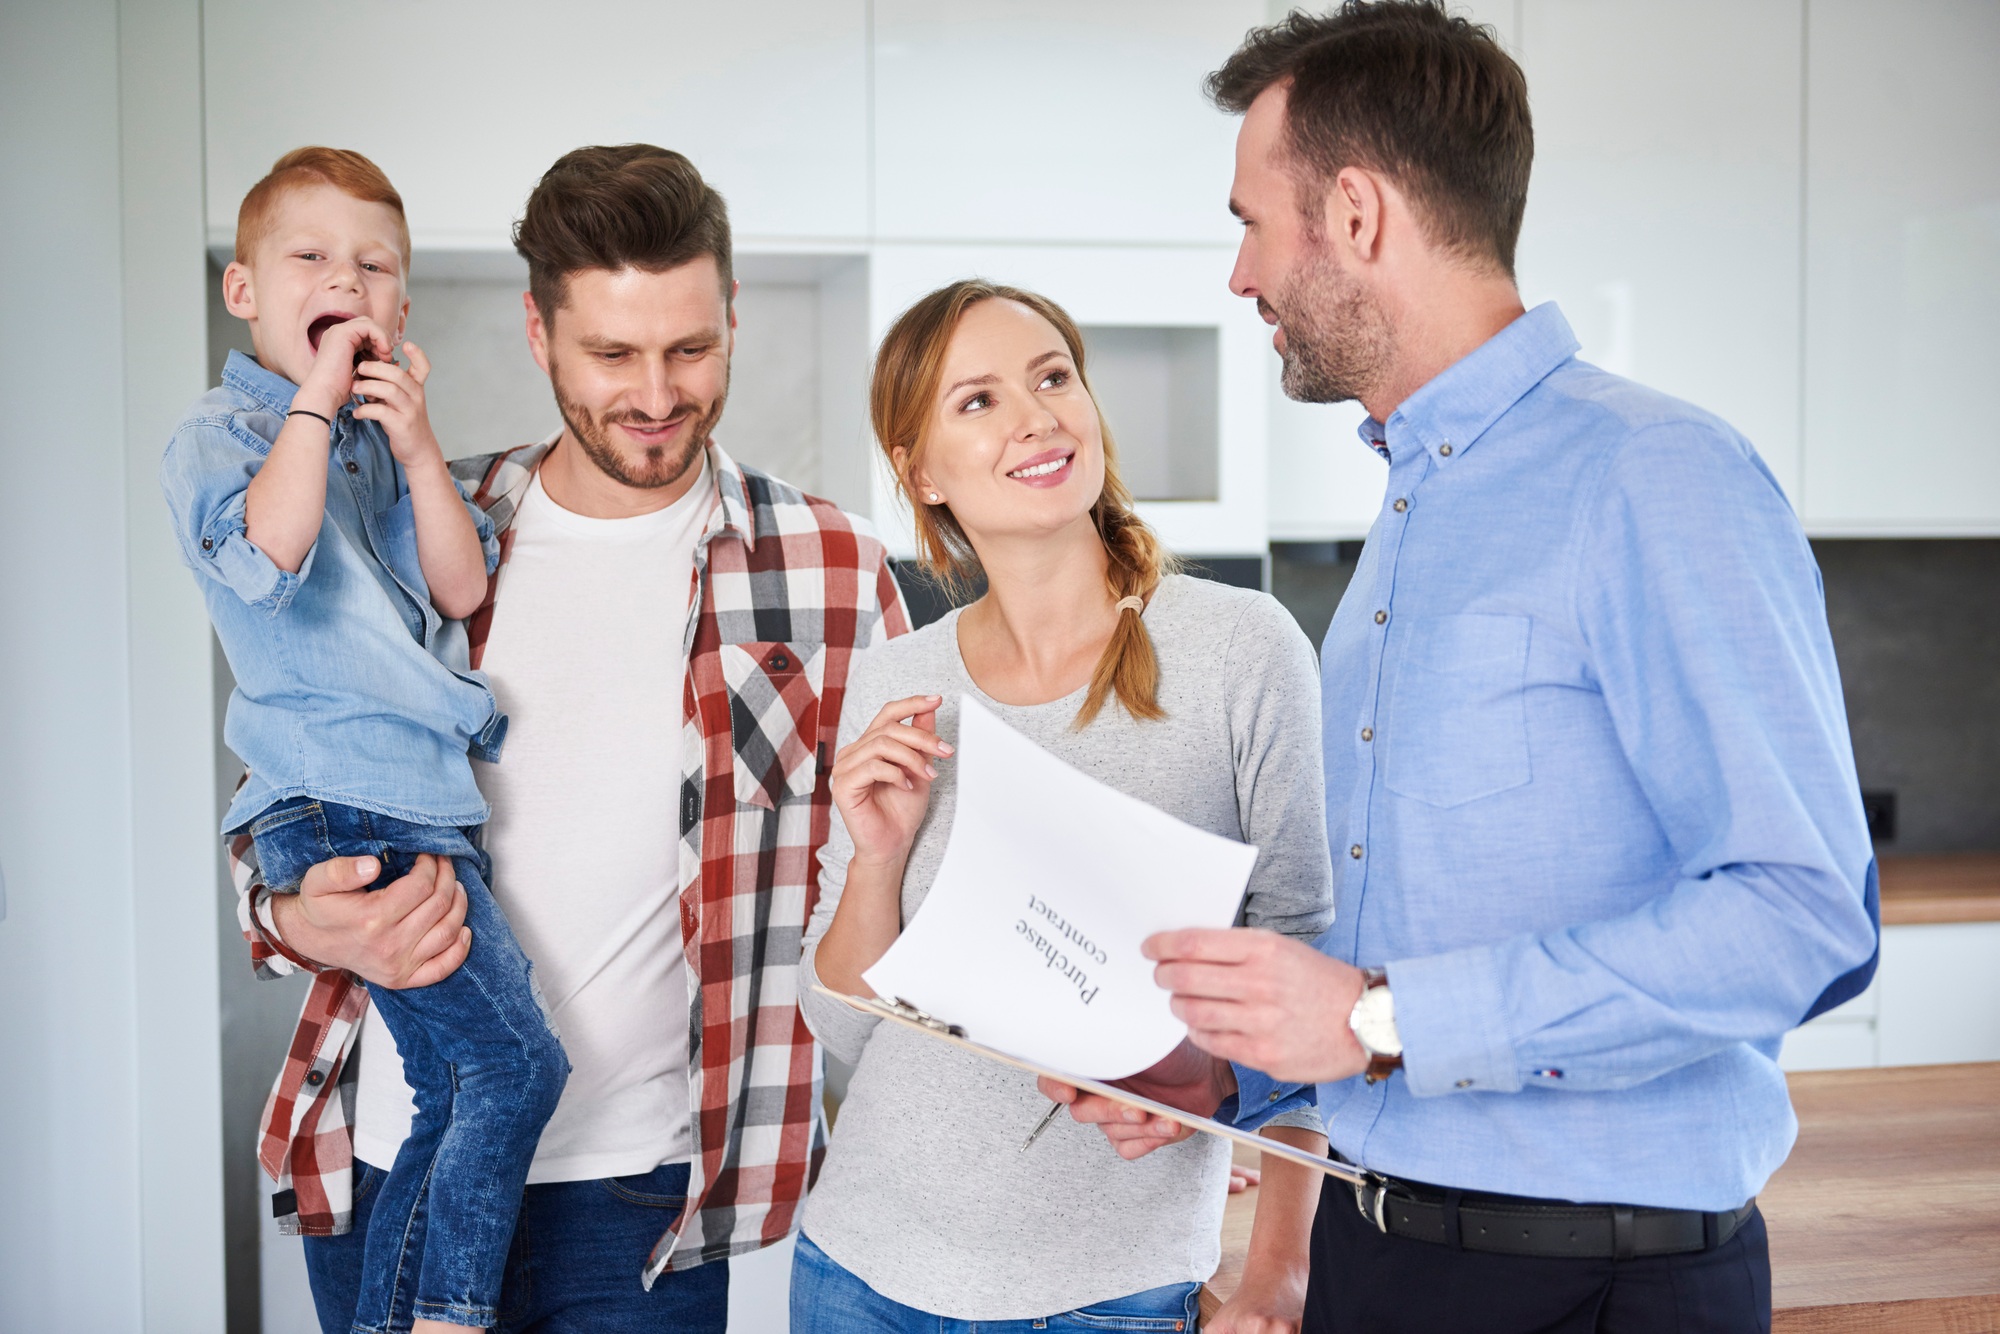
[1812, 540, 2000, 853]
[1270, 539, 2000, 854]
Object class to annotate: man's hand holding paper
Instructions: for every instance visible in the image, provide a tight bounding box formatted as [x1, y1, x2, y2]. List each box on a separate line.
[1044, 928, 1371, 1158]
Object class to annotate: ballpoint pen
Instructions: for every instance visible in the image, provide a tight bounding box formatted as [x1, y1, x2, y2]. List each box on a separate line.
[1020, 1098, 1064, 1151]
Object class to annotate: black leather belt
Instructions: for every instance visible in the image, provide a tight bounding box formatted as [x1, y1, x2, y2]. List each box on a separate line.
[1352, 1173, 1755, 1260]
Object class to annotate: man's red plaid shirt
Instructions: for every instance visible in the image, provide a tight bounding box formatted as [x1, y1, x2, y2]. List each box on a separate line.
[231, 440, 909, 1284]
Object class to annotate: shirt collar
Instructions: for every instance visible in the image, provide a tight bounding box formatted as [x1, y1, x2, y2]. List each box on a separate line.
[1355, 301, 1580, 465]
[221, 349, 307, 415]
[706, 442, 756, 549]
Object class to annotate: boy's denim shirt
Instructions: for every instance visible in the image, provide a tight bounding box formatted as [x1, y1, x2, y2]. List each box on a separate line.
[162, 349, 506, 834]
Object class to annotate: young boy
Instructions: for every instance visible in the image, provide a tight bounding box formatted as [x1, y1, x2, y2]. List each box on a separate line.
[161, 147, 567, 1334]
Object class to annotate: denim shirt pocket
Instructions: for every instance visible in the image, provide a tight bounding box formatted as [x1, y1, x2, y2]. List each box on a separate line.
[1383, 613, 1532, 808]
[718, 641, 826, 809]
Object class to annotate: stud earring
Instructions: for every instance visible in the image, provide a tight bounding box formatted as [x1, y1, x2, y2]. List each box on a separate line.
[928, 492, 941, 503]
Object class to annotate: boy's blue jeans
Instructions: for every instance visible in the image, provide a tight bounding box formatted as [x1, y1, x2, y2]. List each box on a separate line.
[253, 798, 570, 1333]
[789, 1233, 1202, 1332]
[305, 1159, 728, 1334]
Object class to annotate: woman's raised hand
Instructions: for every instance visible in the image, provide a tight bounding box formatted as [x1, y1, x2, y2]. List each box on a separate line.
[830, 694, 954, 868]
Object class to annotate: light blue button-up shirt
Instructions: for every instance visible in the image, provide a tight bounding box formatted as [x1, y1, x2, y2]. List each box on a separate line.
[162, 350, 504, 833]
[1237, 303, 1874, 1211]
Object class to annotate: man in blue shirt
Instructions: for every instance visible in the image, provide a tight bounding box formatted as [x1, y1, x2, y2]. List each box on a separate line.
[1050, 4, 1877, 1330]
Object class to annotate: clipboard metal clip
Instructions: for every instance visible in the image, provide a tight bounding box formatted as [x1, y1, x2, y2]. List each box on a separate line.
[885, 997, 968, 1039]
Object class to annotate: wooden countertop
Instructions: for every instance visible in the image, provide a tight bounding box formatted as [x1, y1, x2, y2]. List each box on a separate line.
[1203, 1063, 2000, 1332]
[1763, 1062, 2000, 1331]
[1880, 852, 2000, 925]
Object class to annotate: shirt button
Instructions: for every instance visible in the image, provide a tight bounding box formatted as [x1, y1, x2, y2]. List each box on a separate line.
[1349, 844, 1364, 859]
[770, 652, 790, 671]
[1268, 1091, 1282, 1103]
[1455, 1079, 1474, 1089]
[200, 537, 214, 552]
[1374, 610, 1387, 625]
[1360, 727, 1374, 742]
[304, 1070, 324, 1087]
[1393, 498, 1408, 513]
[345, 460, 359, 474]
[1439, 443, 1454, 457]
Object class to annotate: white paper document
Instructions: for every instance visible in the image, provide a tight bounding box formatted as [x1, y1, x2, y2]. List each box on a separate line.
[861, 695, 1259, 1080]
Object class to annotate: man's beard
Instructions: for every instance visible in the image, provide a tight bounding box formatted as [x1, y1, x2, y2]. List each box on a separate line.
[549, 358, 729, 490]
[1265, 243, 1393, 406]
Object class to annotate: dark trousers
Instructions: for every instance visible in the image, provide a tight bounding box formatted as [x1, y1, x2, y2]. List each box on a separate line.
[1303, 1175, 1772, 1334]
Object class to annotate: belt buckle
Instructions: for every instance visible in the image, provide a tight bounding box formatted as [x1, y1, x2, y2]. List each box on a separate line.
[1352, 1172, 1392, 1234]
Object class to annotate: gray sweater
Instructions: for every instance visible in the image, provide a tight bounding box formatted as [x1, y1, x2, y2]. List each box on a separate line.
[799, 574, 1334, 1319]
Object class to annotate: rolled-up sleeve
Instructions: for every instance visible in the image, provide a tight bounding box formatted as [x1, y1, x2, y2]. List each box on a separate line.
[161, 417, 316, 614]
[458, 476, 501, 576]
[1392, 423, 1876, 1098]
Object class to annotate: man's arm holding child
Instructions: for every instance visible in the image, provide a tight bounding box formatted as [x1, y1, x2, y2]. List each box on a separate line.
[268, 853, 474, 989]
[352, 339, 488, 619]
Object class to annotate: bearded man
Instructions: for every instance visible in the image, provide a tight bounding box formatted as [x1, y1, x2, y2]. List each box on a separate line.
[1050, 6, 1878, 1332]
[232, 144, 908, 1331]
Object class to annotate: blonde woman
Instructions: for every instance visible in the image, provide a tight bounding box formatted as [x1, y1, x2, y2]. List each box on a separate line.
[793, 281, 1334, 1333]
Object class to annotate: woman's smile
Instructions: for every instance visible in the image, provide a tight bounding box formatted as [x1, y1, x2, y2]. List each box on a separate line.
[1006, 447, 1075, 487]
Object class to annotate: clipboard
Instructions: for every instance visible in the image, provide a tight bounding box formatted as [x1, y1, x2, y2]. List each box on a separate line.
[816, 986, 1364, 1184]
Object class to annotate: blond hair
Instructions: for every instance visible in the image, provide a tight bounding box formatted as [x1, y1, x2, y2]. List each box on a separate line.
[870, 281, 1178, 728]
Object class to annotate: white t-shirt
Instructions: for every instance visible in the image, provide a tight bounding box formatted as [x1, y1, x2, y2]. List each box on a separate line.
[352, 464, 710, 1183]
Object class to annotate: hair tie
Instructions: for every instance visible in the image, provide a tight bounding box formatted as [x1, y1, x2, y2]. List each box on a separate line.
[1114, 595, 1145, 615]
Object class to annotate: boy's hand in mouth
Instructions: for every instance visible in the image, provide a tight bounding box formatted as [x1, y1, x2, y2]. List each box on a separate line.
[297, 315, 395, 417]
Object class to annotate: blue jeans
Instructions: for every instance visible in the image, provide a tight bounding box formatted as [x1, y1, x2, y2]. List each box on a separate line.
[254, 798, 570, 1332]
[789, 1233, 1201, 1332]
[306, 1160, 728, 1334]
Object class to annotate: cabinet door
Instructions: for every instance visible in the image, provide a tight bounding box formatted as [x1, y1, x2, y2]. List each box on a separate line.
[203, 0, 870, 247]
[1801, 0, 2000, 533]
[1876, 922, 2000, 1067]
[1514, 0, 1806, 502]
[872, 0, 1261, 244]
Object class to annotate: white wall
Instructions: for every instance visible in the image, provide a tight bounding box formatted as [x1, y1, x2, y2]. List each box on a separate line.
[1, 0, 223, 1329]
[0, 7, 143, 1329]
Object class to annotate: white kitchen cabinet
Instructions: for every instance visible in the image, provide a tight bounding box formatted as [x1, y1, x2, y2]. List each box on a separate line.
[1266, 391, 1384, 542]
[871, 0, 1260, 245]
[1780, 922, 2000, 1072]
[866, 243, 1268, 559]
[1800, 0, 2000, 534]
[1876, 921, 2000, 1067]
[201, 0, 870, 249]
[1513, 0, 1806, 503]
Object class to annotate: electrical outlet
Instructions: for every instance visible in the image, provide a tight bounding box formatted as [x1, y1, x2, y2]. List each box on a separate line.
[1861, 790, 1897, 843]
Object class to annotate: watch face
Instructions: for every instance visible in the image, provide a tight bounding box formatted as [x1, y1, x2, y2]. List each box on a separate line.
[1351, 987, 1404, 1058]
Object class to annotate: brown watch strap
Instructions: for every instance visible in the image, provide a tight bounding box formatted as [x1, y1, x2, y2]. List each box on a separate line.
[1359, 968, 1404, 1084]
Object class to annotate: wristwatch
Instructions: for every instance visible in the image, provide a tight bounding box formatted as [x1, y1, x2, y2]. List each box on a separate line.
[1348, 968, 1404, 1084]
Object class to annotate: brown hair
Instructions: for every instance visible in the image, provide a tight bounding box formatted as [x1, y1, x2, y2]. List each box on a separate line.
[1207, 1, 1533, 275]
[871, 281, 1179, 729]
[512, 144, 732, 324]
[235, 147, 410, 268]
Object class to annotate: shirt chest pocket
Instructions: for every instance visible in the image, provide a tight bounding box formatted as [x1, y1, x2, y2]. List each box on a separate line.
[718, 641, 825, 809]
[1383, 613, 1532, 808]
